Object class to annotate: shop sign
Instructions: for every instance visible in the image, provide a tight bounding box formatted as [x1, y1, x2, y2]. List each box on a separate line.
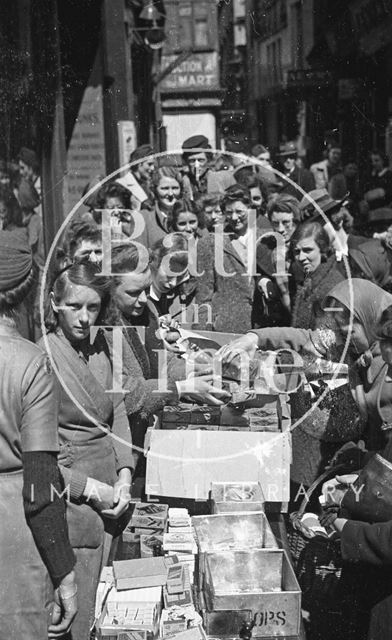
[286, 69, 332, 89]
[160, 51, 219, 92]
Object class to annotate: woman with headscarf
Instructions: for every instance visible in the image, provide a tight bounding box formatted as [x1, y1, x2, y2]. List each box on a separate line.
[219, 279, 392, 639]
[0, 231, 77, 639]
[220, 278, 392, 449]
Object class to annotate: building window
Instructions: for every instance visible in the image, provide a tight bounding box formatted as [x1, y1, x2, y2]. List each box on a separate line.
[163, 0, 217, 53]
[266, 37, 282, 87]
[194, 18, 208, 48]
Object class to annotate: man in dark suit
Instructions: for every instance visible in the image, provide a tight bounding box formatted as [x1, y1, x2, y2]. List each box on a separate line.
[278, 141, 315, 198]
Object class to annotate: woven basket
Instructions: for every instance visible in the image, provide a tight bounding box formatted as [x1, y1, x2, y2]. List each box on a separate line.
[288, 465, 346, 610]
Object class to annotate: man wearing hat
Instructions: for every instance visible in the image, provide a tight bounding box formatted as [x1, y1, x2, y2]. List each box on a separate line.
[300, 188, 391, 288]
[277, 141, 315, 198]
[181, 135, 235, 199]
[116, 144, 156, 209]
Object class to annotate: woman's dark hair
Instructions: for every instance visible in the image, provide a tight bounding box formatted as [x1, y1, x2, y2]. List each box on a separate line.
[94, 182, 132, 221]
[375, 305, 392, 340]
[57, 220, 102, 266]
[111, 242, 151, 282]
[221, 184, 251, 212]
[0, 264, 37, 315]
[45, 261, 112, 332]
[0, 187, 23, 229]
[370, 149, 389, 168]
[150, 232, 189, 274]
[195, 192, 221, 212]
[289, 221, 331, 262]
[167, 198, 205, 233]
[267, 193, 301, 222]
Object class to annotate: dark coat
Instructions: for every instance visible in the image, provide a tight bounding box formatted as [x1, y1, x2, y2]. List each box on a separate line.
[280, 166, 315, 198]
[139, 203, 169, 248]
[291, 256, 345, 330]
[344, 235, 392, 289]
[194, 232, 255, 333]
[253, 234, 302, 328]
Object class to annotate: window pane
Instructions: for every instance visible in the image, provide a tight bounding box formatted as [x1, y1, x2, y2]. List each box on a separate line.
[179, 16, 193, 48]
[195, 19, 208, 48]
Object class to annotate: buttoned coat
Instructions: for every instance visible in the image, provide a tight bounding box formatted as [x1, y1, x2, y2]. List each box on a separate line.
[194, 232, 256, 333]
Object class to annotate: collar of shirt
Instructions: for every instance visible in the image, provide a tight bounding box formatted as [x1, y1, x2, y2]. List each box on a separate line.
[149, 284, 161, 301]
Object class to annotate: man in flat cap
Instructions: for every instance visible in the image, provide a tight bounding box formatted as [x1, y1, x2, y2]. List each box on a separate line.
[116, 144, 156, 209]
[277, 141, 315, 198]
[181, 135, 235, 199]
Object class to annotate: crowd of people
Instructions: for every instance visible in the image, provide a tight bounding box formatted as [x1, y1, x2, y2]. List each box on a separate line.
[3, 133, 392, 640]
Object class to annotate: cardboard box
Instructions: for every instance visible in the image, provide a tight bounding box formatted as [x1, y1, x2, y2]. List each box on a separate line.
[166, 563, 185, 594]
[107, 585, 162, 606]
[145, 430, 291, 502]
[131, 503, 168, 529]
[161, 423, 189, 430]
[163, 532, 197, 554]
[96, 601, 160, 640]
[162, 404, 192, 424]
[113, 557, 168, 591]
[161, 625, 207, 640]
[168, 508, 191, 528]
[140, 533, 164, 558]
[210, 482, 265, 514]
[160, 615, 187, 637]
[190, 404, 221, 425]
[163, 587, 193, 609]
[159, 604, 202, 637]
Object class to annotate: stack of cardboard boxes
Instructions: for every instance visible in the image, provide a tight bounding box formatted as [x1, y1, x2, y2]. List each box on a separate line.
[123, 503, 169, 558]
[161, 396, 288, 433]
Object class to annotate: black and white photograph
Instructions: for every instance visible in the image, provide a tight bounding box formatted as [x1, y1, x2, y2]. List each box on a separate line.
[1, 1, 392, 639]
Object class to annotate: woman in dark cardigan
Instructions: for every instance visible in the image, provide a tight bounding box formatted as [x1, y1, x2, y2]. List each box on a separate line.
[290, 221, 345, 330]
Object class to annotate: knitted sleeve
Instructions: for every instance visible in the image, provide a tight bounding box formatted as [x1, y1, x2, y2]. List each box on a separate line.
[22, 451, 76, 587]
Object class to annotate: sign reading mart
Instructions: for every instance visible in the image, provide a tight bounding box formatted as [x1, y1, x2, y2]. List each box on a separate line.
[160, 51, 220, 92]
